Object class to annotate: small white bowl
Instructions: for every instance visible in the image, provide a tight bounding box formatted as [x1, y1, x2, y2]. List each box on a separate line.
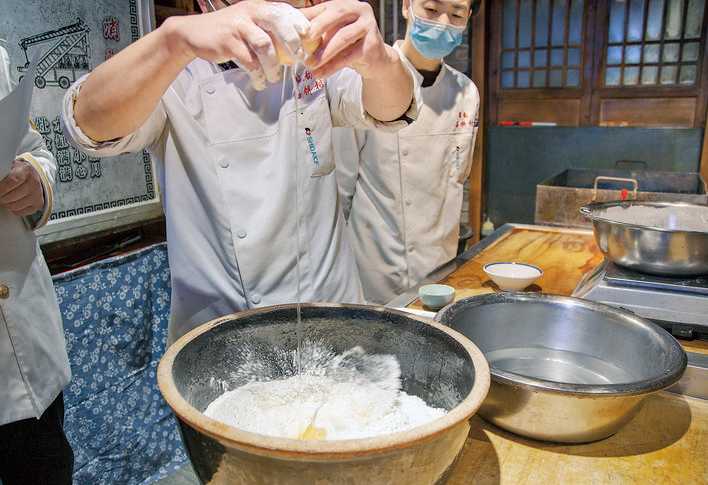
[418, 284, 456, 310]
[483, 262, 543, 291]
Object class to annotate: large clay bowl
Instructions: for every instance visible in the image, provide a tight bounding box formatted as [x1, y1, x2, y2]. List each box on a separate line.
[158, 304, 489, 485]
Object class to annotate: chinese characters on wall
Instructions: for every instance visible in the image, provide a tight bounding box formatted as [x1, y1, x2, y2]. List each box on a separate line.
[103, 16, 120, 59]
[33, 115, 102, 184]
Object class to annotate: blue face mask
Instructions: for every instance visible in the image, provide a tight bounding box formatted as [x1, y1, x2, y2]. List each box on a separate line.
[409, 7, 466, 60]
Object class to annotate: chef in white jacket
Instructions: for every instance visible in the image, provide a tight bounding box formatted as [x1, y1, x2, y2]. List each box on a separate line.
[334, 0, 479, 304]
[0, 45, 73, 484]
[62, 0, 418, 342]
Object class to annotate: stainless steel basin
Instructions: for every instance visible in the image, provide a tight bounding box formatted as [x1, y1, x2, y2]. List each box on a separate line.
[436, 293, 687, 443]
[580, 201, 708, 276]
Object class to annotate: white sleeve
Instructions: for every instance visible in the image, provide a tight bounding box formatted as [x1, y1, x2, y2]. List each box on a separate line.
[16, 123, 57, 229]
[333, 128, 364, 221]
[326, 61, 421, 132]
[61, 73, 167, 157]
[461, 84, 481, 182]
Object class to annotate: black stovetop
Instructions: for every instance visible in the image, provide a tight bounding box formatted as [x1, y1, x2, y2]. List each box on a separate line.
[604, 262, 708, 296]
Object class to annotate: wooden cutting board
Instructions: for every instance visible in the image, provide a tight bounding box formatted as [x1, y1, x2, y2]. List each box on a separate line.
[406, 224, 706, 356]
[410, 226, 604, 309]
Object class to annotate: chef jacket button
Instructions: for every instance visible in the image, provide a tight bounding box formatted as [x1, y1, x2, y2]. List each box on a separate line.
[251, 294, 261, 304]
[408, 245, 414, 253]
[237, 230, 247, 239]
[405, 199, 412, 206]
[219, 160, 230, 169]
[206, 86, 216, 95]
[402, 149, 409, 156]
[0, 284, 9, 299]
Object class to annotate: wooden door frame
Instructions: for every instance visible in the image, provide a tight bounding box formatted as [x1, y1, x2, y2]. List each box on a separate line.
[468, 0, 487, 243]
[697, 6, 708, 181]
[702, 117, 708, 182]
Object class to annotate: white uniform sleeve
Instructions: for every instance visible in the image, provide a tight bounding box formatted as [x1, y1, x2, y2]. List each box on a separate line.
[16, 123, 57, 229]
[459, 83, 481, 226]
[332, 127, 365, 221]
[61, 73, 167, 157]
[462, 84, 481, 182]
[326, 55, 422, 131]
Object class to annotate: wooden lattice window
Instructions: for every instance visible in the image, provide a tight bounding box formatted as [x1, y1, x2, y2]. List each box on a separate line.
[500, 0, 586, 89]
[604, 0, 706, 87]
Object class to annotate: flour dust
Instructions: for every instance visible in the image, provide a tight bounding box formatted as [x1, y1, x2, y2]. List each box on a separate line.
[204, 340, 446, 441]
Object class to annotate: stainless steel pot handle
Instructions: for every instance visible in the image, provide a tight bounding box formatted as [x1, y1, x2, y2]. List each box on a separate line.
[592, 176, 639, 201]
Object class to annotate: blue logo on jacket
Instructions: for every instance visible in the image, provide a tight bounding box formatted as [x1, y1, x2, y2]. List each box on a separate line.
[304, 128, 320, 167]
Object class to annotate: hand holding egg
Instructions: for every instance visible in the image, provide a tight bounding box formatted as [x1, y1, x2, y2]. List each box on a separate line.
[173, 0, 321, 90]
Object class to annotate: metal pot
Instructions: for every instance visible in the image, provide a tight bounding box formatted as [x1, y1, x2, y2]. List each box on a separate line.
[158, 304, 490, 485]
[436, 293, 686, 443]
[580, 201, 708, 276]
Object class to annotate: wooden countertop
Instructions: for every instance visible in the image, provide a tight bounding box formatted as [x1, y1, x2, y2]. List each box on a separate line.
[405, 224, 706, 482]
[407, 224, 706, 356]
[447, 392, 708, 484]
[680, 339, 708, 357]
[409, 225, 604, 309]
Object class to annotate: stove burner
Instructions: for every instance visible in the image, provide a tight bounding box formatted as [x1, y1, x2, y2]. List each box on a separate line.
[604, 262, 708, 296]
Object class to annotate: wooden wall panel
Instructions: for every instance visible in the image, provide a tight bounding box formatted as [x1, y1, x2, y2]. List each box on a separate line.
[491, 1, 707, 130]
[599, 98, 697, 128]
[498, 99, 582, 126]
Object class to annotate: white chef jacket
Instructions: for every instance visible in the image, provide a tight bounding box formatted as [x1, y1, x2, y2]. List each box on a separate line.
[1, 46, 71, 426]
[334, 44, 479, 304]
[62, 60, 418, 342]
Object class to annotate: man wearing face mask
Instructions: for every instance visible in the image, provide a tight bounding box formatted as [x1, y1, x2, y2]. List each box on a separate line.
[334, 0, 480, 304]
[62, 0, 419, 342]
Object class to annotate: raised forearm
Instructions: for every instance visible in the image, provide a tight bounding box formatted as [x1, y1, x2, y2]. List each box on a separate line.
[74, 18, 192, 142]
[360, 45, 413, 122]
[75, 2, 315, 142]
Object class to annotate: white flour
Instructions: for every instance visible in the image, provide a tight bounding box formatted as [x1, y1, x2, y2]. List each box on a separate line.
[203, 344, 446, 440]
[204, 374, 445, 440]
[599, 204, 708, 232]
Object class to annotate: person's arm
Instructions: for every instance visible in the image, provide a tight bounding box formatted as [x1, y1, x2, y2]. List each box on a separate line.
[333, 128, 364, 221]
[0, 122, 55, 229]
[73, 25, 186, 143]
[304, 0, 413, 123]
[74, 1, 312, 143]
[359, 45, 413, 123]
[460, 84, 481, 182]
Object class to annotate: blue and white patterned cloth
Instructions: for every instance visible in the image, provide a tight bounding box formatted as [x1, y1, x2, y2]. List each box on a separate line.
[53, 243, 189, 485]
